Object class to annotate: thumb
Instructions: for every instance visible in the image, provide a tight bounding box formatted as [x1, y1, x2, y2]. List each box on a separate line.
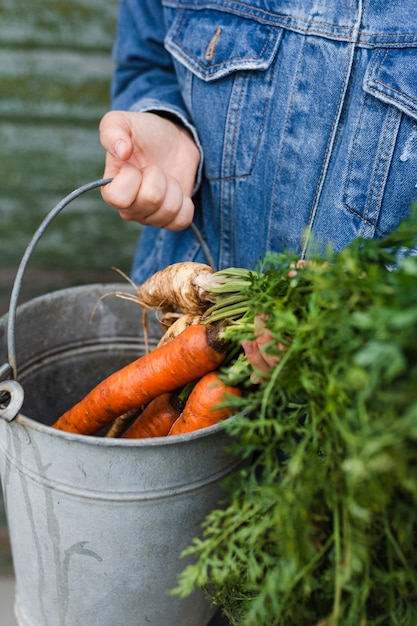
[99, 111, 133, 161]
[114, 137, 131, 160]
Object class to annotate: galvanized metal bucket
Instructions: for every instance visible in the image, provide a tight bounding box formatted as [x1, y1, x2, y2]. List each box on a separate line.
[0, 181, 241, 626]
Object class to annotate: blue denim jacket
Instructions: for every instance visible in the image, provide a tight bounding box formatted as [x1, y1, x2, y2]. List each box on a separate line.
[112, 0, 417, 282]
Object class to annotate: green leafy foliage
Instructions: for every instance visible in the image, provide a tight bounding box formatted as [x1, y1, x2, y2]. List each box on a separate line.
[173, 214, 417, 625]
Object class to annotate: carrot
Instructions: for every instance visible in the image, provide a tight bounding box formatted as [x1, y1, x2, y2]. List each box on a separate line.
[52, 323, 226, 436]
[121, 393, 182, 439]
[169, 371, 242, 436]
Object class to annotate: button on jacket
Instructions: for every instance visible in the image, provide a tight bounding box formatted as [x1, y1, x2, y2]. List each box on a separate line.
[111, 0, 417, 282]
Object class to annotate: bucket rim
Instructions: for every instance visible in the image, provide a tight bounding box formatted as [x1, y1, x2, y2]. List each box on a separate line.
[9, 411, 236, 447]
[1, 282, 238, 447]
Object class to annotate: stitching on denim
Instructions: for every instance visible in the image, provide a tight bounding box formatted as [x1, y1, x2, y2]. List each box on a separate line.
[358, 0, 417, 43]
[165, 2, 417, 38]
[359, 0, 417, 42]
[363, 71, 404, 233]
[222, 1, 354, 32]
[367, 84, 417, 117]
[343, 99, 401, 235]
[165, 2, 356, 32]
[164, 1, 417, 44]
[174, 8, 189, 45]
[361, 106, 392, 233]
[365, 48, 417, 116]
[267, 32, 307, 249]
[342, 47, 382, 215]
[361, 0, 370, 23]
[361, 33, 417, 39]
[373, 80, 417, 109]
[249, 53, 277, 171]
[230, 75, 249, 176]
[372, 48, 417, 108]
[306, 43, 355, 239]
[344, 112, 396, 237]
[219, 75, 246, 264]
[372, 107, 401, 231]
[222, 72, 247, 178]
[218, 49, 275, 181]
[343, 90, 369, 216]
[343, 205, 387, 236]
[230, 42, 279, 179]
[205, 172, 251, 182]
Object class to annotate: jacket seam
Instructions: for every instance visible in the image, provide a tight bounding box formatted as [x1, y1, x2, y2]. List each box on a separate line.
[267, 33, 306, 250]
[303, 40, 357, 256]
[163, 1, 417, 44]
[367, 85, 417, 117]
[361, 105, 395, 232]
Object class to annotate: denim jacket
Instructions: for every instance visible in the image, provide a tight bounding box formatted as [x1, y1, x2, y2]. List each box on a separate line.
[112, 0, 417, 282]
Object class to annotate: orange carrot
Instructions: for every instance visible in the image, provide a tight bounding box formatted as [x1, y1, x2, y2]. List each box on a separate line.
[52, 324, 226, 436]
[169, 371, 242, 436]
[121, 393, 181, 439]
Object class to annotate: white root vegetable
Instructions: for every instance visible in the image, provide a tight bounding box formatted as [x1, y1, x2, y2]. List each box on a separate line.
[157, 313, 203, 347]
[91, 263, 216, 353]
[136, 262, 214, 314]
[159, 310, 183, 329]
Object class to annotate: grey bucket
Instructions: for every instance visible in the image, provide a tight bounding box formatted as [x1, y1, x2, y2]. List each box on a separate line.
[0, 181, 242, 626]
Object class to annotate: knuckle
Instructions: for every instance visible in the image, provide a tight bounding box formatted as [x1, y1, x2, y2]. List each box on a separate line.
[141, 186, 165, 209]
[173, 199, 194, 230]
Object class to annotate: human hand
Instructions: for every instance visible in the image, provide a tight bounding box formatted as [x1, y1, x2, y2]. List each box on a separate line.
[242, 261, 318, 381]
[242, 315, 282, 382]
[99, 111, 201, 230]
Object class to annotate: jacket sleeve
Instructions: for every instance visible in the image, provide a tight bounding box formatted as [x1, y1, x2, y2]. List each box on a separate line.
[111, 1, 186, 118]
[111, 0, 203, 186]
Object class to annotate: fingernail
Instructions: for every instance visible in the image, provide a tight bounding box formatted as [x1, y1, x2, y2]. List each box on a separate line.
[115, 139, 127, 159]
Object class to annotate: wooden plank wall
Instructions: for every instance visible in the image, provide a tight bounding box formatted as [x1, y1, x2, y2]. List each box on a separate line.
[0, 0, 141, 311]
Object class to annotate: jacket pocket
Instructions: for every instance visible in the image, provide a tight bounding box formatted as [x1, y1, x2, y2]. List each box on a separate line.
[343, 47, 417, 238]
[364, 48, 417, 122]
[164, 7, 282, 179]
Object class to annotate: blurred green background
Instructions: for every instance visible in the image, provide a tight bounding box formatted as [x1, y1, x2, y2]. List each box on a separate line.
[0, 0, 143, 575]
[0, 0, 141, 315]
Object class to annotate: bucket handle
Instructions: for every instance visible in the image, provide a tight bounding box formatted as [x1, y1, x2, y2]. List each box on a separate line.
[0, 178, 216, 422]
[0, 178, 112, 422]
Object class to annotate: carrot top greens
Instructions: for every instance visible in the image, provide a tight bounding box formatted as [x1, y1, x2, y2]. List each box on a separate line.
[173, 211, 417, 625]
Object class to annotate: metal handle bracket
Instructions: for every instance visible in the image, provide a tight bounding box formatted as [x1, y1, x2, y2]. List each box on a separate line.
[0, 380, 24, 422]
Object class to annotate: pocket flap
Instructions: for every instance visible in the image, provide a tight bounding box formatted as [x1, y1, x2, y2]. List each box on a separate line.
[165, 8, 282, 81]
[364, 48, 417, 122]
